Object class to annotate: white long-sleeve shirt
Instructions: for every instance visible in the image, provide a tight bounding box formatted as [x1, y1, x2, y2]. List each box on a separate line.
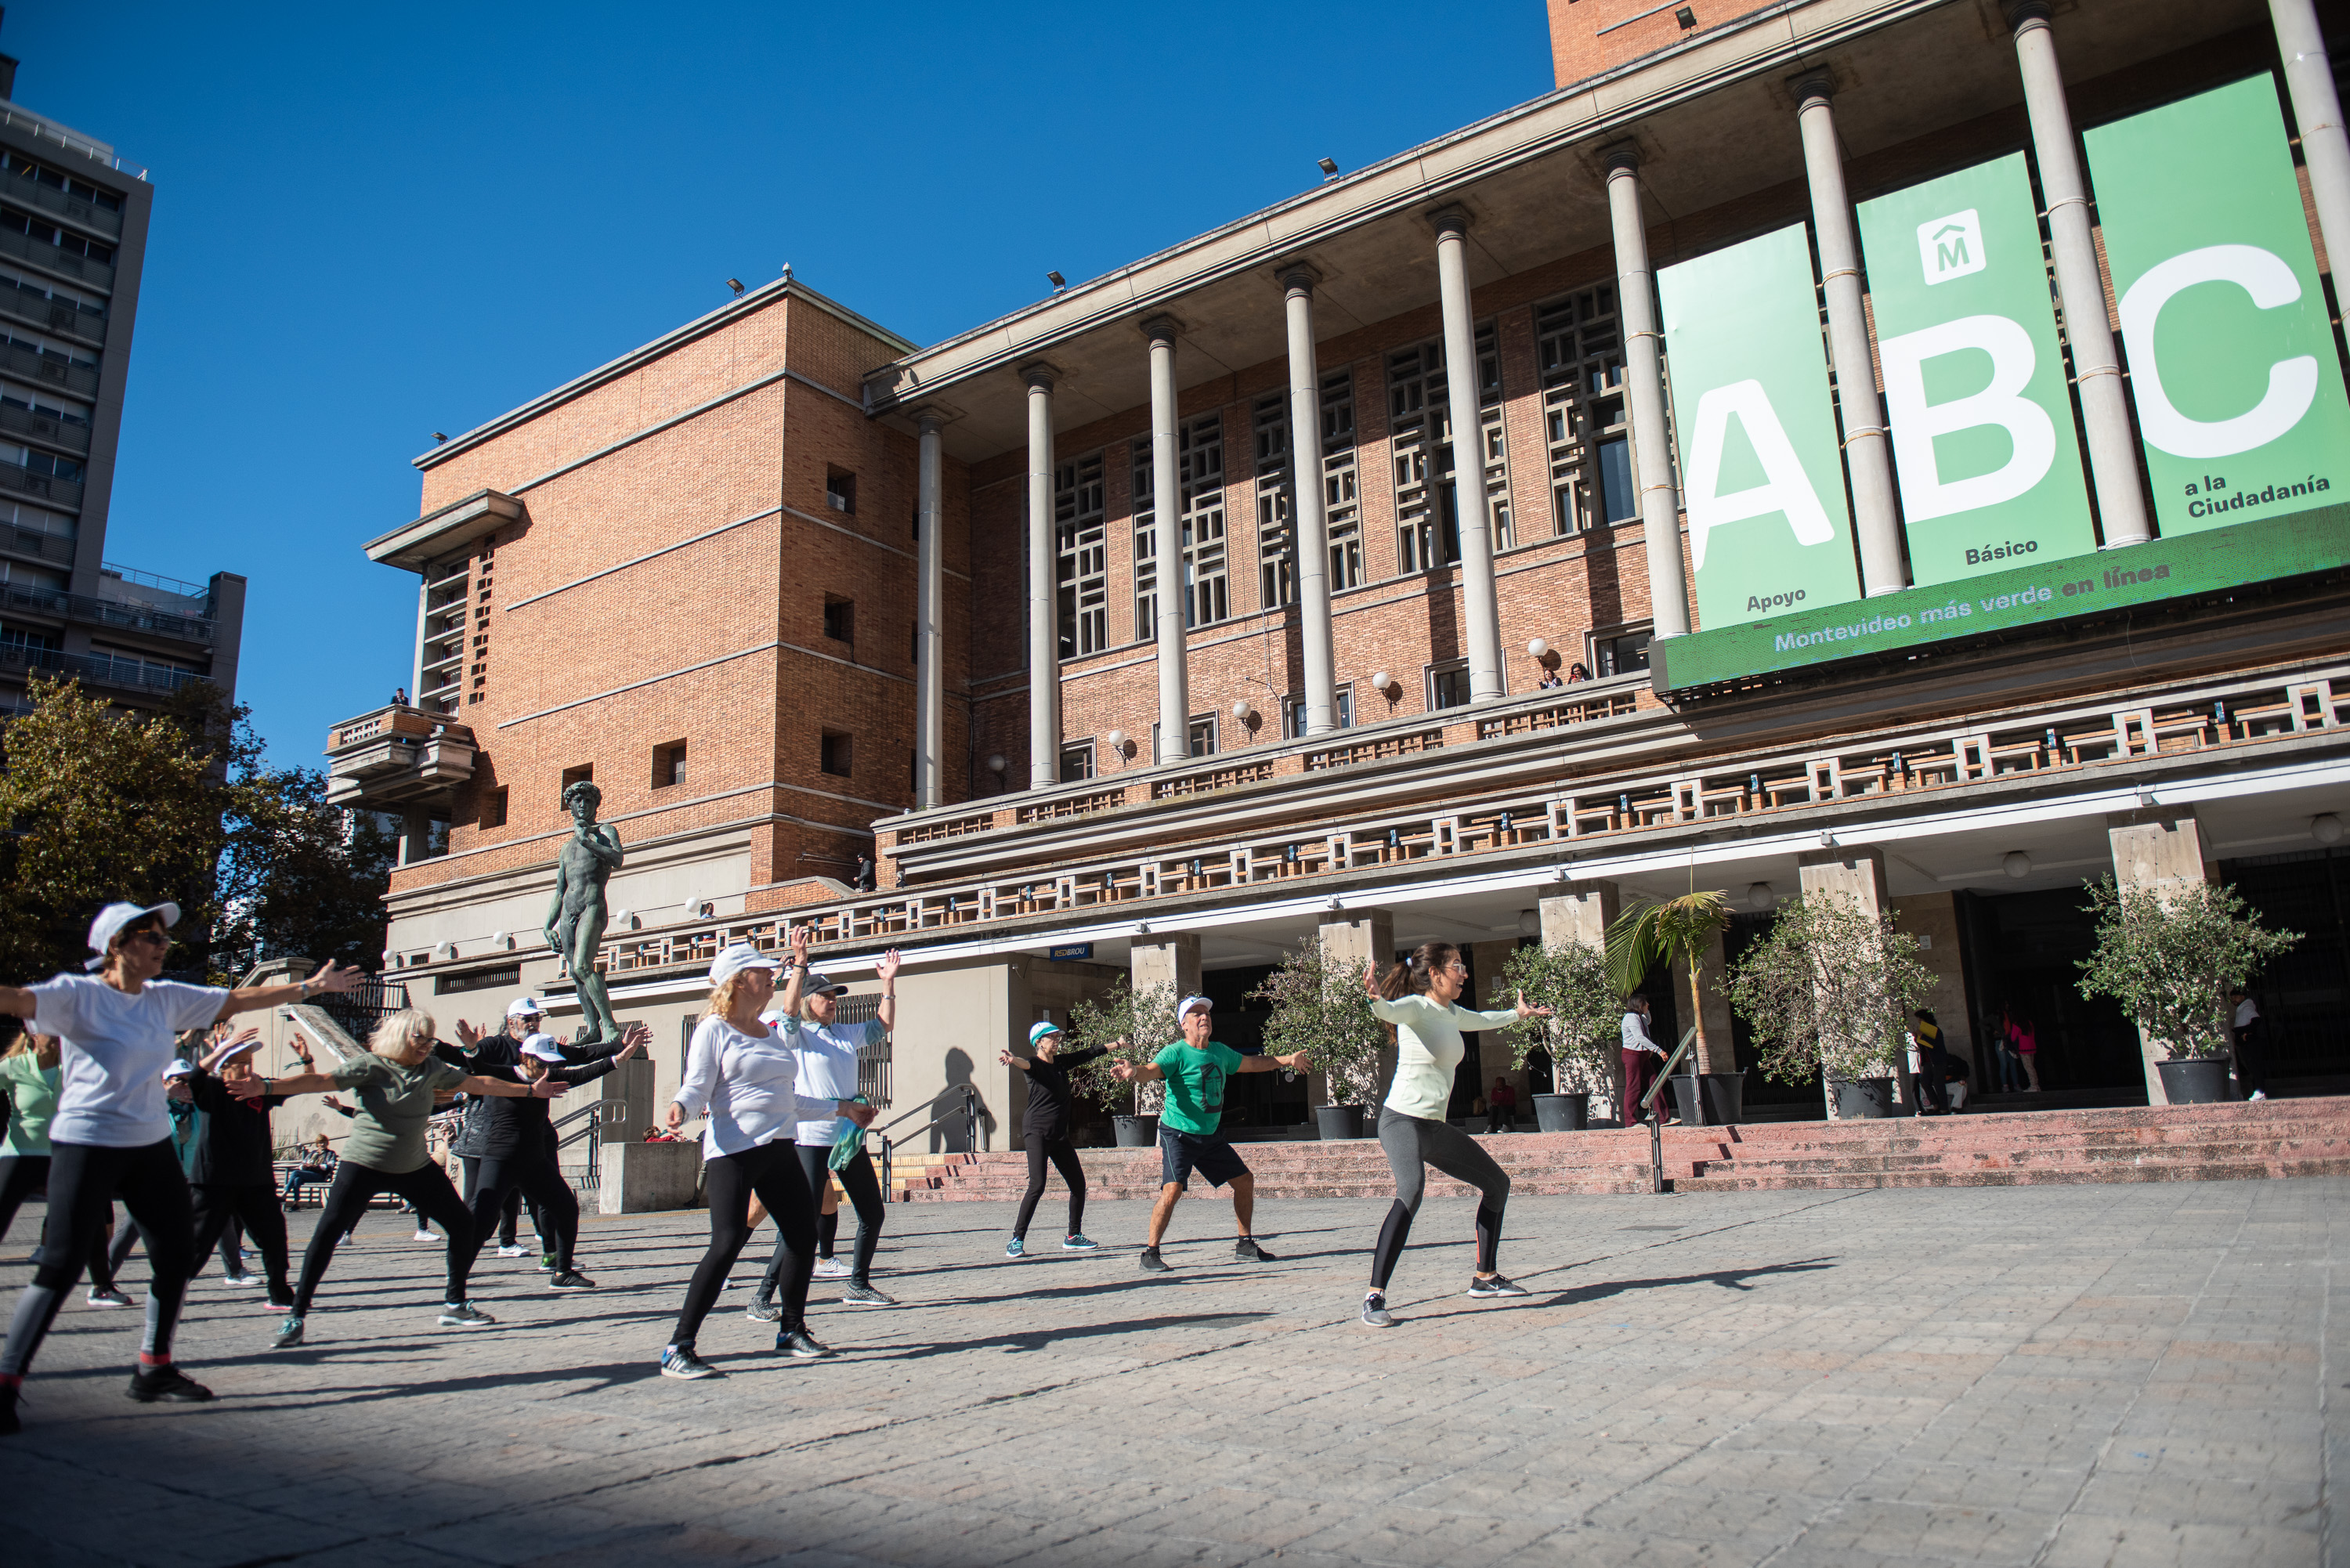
[1622, 1010, 1663, 1055]
[673, 1017, 803, 1160]
[1372, 993, 1521, 1122]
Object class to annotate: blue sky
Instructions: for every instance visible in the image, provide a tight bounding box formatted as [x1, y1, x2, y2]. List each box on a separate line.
[17, 1, 1552, 769]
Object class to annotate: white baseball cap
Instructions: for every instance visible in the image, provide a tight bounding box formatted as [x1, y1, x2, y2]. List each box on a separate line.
[84, 901, 179, 971]
[1029, 1021, 1064, 1046]
[1178, 995, 1213, 1020]
[162, 1060, 194, 1079]
[709, 941, 783, 987]
[505, 996, 547, 1019]
[519, 1032, 566, 1063]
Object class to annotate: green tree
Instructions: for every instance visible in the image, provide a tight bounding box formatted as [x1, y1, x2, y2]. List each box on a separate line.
[1605, 889, 1735, 1072]
[2076, 876, 2299, 1061]
[1724, 893, 1936, 1086]
[1065, 977, 1178, 1114]
[1497, 938, 1621, 1095]
[1251, 936, 1383, 1106]
[214, 765, 399, 976]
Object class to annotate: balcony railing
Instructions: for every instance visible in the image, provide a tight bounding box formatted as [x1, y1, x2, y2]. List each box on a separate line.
[0, 576, 215, 641]
[0, 277, 102, 345]
[0, 103, 146, 181]
[0, 338, 98, 399]
[0, 522, 71, 565]
[324, 704, 477, 809]
[1, 166, 122, 238]
[0, 641, 204, 695]
[0, 222, 111, 291]
[0, 459, 78, 511]
[0, 399, 89, 455]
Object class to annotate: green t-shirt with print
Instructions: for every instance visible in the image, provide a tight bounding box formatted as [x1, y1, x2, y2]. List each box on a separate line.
[1154, 1040, 1243, 1136]
[331, 1053, 468, 1173]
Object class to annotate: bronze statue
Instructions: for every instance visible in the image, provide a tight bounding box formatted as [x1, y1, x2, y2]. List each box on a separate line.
[546, 779, 625, 1046]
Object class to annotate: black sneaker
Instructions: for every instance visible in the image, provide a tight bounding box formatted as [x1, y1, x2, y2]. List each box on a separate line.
[1139, 1247, 1171, 1273]
[776, 1328, 834, 1359]
[1361, 1292, 1395, 1328]
[660, 1344, 719, 1380]
[437, 1302, 496, 1328]
[744, 1295, 783, 1324]
[127, 1364, 213, 1404]
[1467, 1274, 1529, 1299]
[841, 1283, 898, 1307]
[86, 1287, 134, 1308]
[1235, 1237, 1274, 1262]
[548, 1270, 596, 1292]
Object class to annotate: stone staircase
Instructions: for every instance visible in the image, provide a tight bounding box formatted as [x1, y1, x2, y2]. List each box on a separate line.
[895, 1098, 2350, 1200]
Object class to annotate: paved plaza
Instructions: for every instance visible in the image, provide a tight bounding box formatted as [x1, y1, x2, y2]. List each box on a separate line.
[3, 1179, 2342, 1567]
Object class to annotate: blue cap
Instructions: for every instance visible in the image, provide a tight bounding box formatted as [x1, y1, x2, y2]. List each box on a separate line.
[1028, 1021, 1063, 1046]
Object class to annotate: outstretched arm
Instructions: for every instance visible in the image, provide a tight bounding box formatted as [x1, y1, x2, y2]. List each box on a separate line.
[877, 948, 900, 1033]
[776, 926, 813, 1018]
[998, 1050, 1032, 1072]
[1238, 1052, 1311, 1074]
[220, 961, 366, 1022]
[1111, 1060, 1166, 1083]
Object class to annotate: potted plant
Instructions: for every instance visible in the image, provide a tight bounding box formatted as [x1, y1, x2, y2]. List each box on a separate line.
[1066, 978, 1178, 1144]
[1251, 937, 1384, 1140]
[2075, 876, 2299, 1104]
[1724, 892, 1936, 1118]
[1605, 887, 1739, 1123]
[1499, 938, 1622, 1131]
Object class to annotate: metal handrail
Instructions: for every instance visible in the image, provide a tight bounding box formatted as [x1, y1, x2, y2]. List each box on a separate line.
[1645, 1027, 1698, 1195]
[873, 1085, 984, 1202]
[555, 1099, 627, 1191]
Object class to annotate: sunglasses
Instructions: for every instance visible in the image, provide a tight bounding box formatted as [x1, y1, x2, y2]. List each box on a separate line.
[121, 927, 170, 948]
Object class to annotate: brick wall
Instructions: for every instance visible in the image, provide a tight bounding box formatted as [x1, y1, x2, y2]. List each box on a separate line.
[1546, 0, 1784, 91]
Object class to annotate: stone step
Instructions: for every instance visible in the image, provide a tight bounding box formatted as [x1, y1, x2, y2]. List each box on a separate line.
[1695, 1137, 2350, 1178]
[1678, 1156, 2350, 1191]
[1697, 1132, 2350, 1171]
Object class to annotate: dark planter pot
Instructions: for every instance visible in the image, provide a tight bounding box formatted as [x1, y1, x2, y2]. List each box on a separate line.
[1113, 1114, 1159, 1147]
[1314, 1104, 1367, 1140]
[1531, 1092, 1588, 1133]
[1669, 1074, 1702, 1124]
[2158, 1057, 2233, 1104]
[1834, 1078, 1894, 1119]
[1698, 1072, 1745, 1125]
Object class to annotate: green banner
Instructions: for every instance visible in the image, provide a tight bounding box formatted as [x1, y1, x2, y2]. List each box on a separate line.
[1856, 152, 2097, 585]
[1650, 499, 2350, 690]
[1657, 223, 1862, 630]
[2085, 75, 2350, 536]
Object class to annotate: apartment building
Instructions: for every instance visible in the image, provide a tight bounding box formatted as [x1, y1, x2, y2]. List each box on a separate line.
[337, 0, 2350, 1149]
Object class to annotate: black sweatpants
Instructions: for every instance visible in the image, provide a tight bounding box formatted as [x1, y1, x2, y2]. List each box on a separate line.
[0, 1154, 118, 1288]
[0, 1139, 193, 1378]
[465, 1154, 578, 1274]
[761, 1146, 884, 1295]
[291, 1159, 476, 1315]
[1369, 1107, 1509, 1290]
[192, 1184, 291, 1302]
[1010, 1133, 1086, 1242]
[671, 1140, 815, 1346]
[461, 1154, 543, 1250]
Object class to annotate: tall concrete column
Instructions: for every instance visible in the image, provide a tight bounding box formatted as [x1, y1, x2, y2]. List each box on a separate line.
[1793, 76, 1907, 598]
[915, 412, 945, 811]
[1602, 148, 1690, 639]
[1129, 933, 1202, 1010]
[1281, 265, 1340, 735]
[2007, 2, 2153, 547]
[1320, 909, 1395, 1109]
[1430, 208, 1506, 701]
[1144, 317, 1190, 761]
[1022, 364, 1059, 788]
[1539, 880, 1619, 949]
[2272, 0, 2350, 278]
[2107, 807, 2214, 1106]
[1798, 844, 1900, 1114]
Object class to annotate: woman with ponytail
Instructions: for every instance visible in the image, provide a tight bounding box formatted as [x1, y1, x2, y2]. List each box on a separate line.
[1358, 942, 1549, 1328]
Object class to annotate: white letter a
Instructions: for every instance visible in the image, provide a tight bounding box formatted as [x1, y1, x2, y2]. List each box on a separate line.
[1685, 379, 1835, 570]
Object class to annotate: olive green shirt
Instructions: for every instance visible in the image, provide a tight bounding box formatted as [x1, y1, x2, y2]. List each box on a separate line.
[329, 1053, 468, 1173]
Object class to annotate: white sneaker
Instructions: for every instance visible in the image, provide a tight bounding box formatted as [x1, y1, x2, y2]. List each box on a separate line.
[221, 1272, 263, 1288]
[411, 1229, 437, 1242]
[812, 1258, 851, 1279]
[2249, 1089, 2269, 1101]
[497, 1245, 530, 1258]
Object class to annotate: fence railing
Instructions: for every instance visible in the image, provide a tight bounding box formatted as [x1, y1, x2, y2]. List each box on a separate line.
[0, 221, 111, 291]
[0, 575, 215, 640]
[0, 642, 204, 695]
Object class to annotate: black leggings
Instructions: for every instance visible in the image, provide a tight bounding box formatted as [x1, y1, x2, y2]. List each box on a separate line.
[1011, 1133, 1086, 1241]
[761, 1147, 884, 1295]
[0, 1139, 193, 1378]
[193, 1185, 290, 1299]
[1369, 1107, 1509, 1290]
[671, 1141, 815, 1346]
[461, 1155, 543, 1249]
[466, 1154, 578, 1273]
[291, 1160, 476, 1315]
[0, 1153, 118, 1290]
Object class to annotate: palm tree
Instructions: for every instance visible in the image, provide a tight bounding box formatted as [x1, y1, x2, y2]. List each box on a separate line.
[1605, 890, 1735, 1074]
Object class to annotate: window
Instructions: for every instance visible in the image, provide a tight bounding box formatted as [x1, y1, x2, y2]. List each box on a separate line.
[820, 731, 853, 777]
[652, 740, 687, 789]
[822, 596, 854, 644]
[825, 468, 856, 514]
[1282, 685, 1354, 738]
[1180, 415, 1227, 629]
[1388, 325, 1507, 571]
[1321, 372, 1363, 591]
[1131, 439, 1157, 641]
[1592, 627, 1653, 677]
[1059, 740, 1095, 780]
[1253, 395, 1293, 609]
[560, 763, 593, 804]
[4, 154, 124, 212]
[0, 623, 59, 653]
[479, 787, 508, 829]
[1538, 287, 1633, 534]
[1055, 450, 1108, 656]
[438, 963, 520, 995]
[1149, 714, 1219, 760]
[1428, 660, 1473, 710]
[0, 204, 114, 266]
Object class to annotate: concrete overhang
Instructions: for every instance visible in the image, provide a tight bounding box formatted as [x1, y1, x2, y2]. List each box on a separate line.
[366, 490, 526, 574]
[866, 0, 2265, 464]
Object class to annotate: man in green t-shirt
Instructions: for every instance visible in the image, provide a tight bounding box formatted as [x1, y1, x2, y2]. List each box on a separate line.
[1112, 995, 1307, 1274]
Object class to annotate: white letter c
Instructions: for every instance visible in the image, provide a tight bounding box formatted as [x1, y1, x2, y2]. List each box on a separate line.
[2119, 243, 2317, 460]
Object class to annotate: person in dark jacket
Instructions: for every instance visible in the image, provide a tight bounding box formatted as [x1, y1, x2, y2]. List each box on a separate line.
[442, 996, 627, 1263]
[183, 1031, 295, 1309]
[997, 1021, 1105, 1257]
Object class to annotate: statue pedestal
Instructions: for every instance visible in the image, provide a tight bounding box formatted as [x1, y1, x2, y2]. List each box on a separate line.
[598, 1140, 703, 1214]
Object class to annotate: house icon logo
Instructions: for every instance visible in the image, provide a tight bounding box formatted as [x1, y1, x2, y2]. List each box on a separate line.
[1917, 208, 1986, 284]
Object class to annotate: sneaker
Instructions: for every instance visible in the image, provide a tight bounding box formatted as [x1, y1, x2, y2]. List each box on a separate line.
[1004, 1235, 1026, 1259]
[221, 1271, 263, 1288]
[1140, 1247, 1170, 1273]
[127, 1364, 213, 1405]
[812, 1257, 851, 1279]
[270, 1315, 306, 1349]
[1467, 1274, 1529, 1299]
[265, 1293, 295, 1313]
[497, 1244, 530, 1259]
[548, 1270, 596, 1292]
[776, 1327, 834, 1359]
[2250, 1089, 2269, 1102]
[86, 1287, 134, 1308]
[1361, 1292, 1395, 1328]
[1235, 1237, 1274, 1262]
[744, 1296, 783, 1324]
[537, 1255, 558, 1274]
[411, 1229, 437, 1243]
[841, 1283, 898, 1307]
[1061, 1234, 1097, 1252]
[437, 1302, 496, 1328]
[660, 1344, 719, 1380]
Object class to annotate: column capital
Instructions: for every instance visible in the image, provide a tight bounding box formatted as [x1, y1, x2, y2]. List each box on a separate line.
[1426, 203, 1473, 240]
[2003, 0, 2052, 29]
[1600, 141, 1643, 177]
[1018, 361, 1058, 392]
[1790, 68, 1837, 108]
[914, 406, 951, 435]
[1139, 313, 1184, 345]
[1274, 259, 1321, 295]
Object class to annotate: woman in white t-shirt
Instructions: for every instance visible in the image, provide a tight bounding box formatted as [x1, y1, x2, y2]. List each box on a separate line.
[656, 940, 877, 1382]
[0, 901, 365, 1435]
